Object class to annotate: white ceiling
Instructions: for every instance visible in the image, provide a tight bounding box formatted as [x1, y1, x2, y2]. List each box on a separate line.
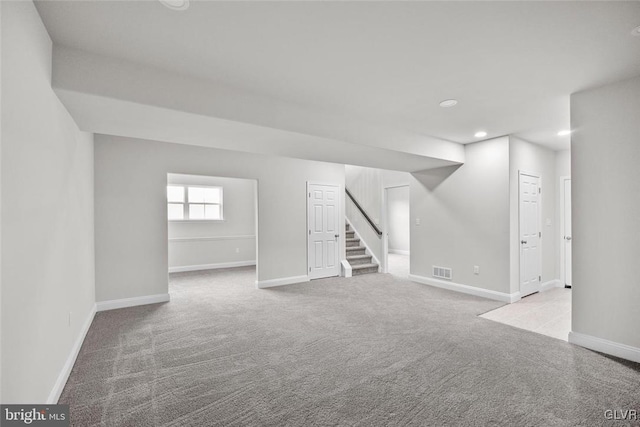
[35, 0, 640, 151]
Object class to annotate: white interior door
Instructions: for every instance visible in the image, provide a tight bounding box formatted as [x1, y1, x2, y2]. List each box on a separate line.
[563, 178, 572, 287]
[519, 172, 541, 297]
[308, 183, 340, 280]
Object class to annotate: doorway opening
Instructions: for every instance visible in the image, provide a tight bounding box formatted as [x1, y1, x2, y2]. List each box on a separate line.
[481, 168, 572, 342]
[166, 173, 259, 286]
[383, 185, 410, 278]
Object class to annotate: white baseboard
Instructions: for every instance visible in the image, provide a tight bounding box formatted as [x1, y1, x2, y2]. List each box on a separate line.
[96, 293, 170, 312]
[540, 279, 562, 291]
[169, 260, 256, 273]
[341, 259, 352, 278]
[256, 275, 309, 289]
[408, 274, 518, 303]
[389, 249, 410, 256]
[508, 292, 522, 303]
[569, 331, 640, 364]
[47, 303, 97, 404]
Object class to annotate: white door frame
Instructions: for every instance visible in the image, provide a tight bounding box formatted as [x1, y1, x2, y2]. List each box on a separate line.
[382, 187, 389, 274]
[519, 171, 542, 297]
[307, 181, 342, 280]
[560, 176, 571, 288]
[382, 184, 410, 274]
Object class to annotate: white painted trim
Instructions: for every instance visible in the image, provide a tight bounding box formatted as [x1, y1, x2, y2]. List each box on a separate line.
[381, 186, 389, 274]
[559, 176, 571, 288]
[256, 275, 310, 289]
[169, 235, 255, 243]
[408, 274, 519, 303]
[569, 331, 640, 364]
[341, 259, 352, 278]
[383, 184, 411, 190]
[47, 303, 97, 404]
[346, 218, 381, 272]
[169, 260, 256, 273]
[540, 279, 562, 291]
[389, 249, 410, 256]
[96, 293, 170, 312]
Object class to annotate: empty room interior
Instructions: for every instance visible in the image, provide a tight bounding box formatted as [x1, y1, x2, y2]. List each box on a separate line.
[1, 1, 639, 425]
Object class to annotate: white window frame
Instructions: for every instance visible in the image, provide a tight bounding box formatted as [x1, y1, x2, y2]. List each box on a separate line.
[167, 185, 224, 221]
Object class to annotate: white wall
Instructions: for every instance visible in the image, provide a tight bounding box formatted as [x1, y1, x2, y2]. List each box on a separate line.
[345, 165, 384, 262]
[167, 174, 256, 271]
[1, 1, 95, 403]
[570, 74, 640, 350]
[95, 135, 345, 302]
[345, 165, 382, 224]
[410, 137, 511, 294]
[556, 149, 570, 178]
[52, 45, 466, 171]
[509, 136, 558, 293]
[382, 169, 411, 189]
[387, 186, 410, 254]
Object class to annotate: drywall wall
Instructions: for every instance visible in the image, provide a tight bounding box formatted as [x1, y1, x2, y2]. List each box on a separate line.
[410, 136, 511, 294]
[387, 186, 410, 254]
[0, 0, 4, 404]
[346, 165, 382, 224]
[556, 149, 570, 178]
[382, 169, 411, 189]
[95, 135, 345, 301]
[570, 74, 640, 350]
[509, 136, 558, 293]
[51, 45, 465, 171]
[167, 174, 256, 271]
[345, 165, 383, 262]
[1, 1, 95, 403]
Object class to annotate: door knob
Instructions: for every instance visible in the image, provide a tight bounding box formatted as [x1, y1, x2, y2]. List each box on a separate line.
[335, 234, 340, 239]
[521, 240, 527, 244]
[565, 236, 572, 241]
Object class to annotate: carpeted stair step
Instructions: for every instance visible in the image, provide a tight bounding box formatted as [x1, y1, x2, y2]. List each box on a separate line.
[347, 254, 372, 265]
[346, 246, 366, 256]
[351, 263, 379, 276]
[346, 237, 361, 247]
[345, 230, 355, 238]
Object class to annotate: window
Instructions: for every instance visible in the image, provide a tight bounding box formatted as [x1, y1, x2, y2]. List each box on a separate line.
[167, 185, 223, 220]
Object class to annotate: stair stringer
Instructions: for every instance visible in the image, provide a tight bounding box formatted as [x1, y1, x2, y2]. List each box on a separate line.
[345, 217, 381, 273]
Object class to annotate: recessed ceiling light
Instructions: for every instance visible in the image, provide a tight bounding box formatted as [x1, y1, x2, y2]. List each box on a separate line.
[632, 25, 640, 36]
[159, 0, 190, 11]
[439, 99, 458, 108]
[474, 131, 487, 138]
[557, 130, 572, 136]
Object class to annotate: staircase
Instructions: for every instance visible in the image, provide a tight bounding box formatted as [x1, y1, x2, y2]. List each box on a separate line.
[345, 223, 379, 275]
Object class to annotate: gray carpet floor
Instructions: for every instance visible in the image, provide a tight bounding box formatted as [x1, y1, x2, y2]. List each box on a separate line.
[60, 267, 640, 426]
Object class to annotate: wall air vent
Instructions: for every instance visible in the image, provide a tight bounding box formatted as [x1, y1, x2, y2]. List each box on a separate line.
[432, 266, 452, 280]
